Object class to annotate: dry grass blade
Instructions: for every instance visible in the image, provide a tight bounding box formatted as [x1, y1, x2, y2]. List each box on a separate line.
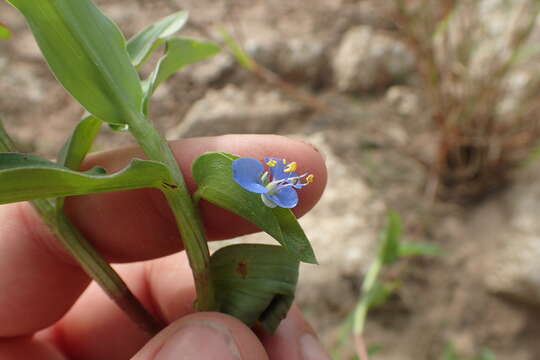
[390, 0, 540, 202]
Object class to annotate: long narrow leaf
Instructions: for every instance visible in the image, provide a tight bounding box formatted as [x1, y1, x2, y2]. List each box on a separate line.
[127, 10, 188, 68]
[272, 207, 317, 264]
[0, 153, 172, 204]
[56, 115, 103, 209]
[7, 0, 143, 123]
[399, 241, 445, 257]
[143, 38, 219, 113]
[58, 115, 102, 170]
[221, 29, 254, 70]
[380, 211, 402, 265]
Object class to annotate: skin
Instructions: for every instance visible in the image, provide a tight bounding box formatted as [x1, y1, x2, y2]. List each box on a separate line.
[0, 134, 327, 359]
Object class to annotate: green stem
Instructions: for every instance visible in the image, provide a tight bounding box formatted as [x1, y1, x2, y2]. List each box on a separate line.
[35, 199, 164, 334]
[350, 259, 381, 360]
[353, 257, 382, 335]
[126, 111, 215, 311]
[0, 119, 164, 334]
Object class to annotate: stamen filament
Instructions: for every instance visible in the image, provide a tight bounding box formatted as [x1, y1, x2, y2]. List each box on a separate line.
[260, 171, 269, 184]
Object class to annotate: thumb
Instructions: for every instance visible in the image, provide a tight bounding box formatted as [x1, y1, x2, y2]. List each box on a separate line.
[132, 312, 269, 360]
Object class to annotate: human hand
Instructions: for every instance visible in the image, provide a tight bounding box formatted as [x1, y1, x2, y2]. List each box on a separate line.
[0, 134, 329, 359]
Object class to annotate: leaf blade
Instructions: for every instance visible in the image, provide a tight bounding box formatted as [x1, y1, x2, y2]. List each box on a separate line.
[127, 10, 188, 68]
[272, 207, 317, 264]
[380, 211, 402, 265]
[58, 115, 102, 170]
[0, 153, 171, 204]
[143, 38, 220, 112]
[398, 242, 445, 257]
[7, 0, 143, 123]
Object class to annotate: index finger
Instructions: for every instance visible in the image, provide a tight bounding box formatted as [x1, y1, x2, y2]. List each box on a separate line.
[0, 134, 326, 337]
[66, 134, 326, 261]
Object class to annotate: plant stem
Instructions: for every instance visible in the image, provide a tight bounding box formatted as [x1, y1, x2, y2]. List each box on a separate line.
[0, 119, 164, 334]
[351, 258, 382, 360]
[35, 199, 165, 334]
[353, 258, 382, 336]
[126, 111, 215, 311]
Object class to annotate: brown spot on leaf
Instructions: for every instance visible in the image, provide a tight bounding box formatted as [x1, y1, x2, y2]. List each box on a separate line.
[236, 261, 248, 279]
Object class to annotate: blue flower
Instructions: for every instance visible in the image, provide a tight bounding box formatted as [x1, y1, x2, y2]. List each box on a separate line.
[232, 157, 314, 208]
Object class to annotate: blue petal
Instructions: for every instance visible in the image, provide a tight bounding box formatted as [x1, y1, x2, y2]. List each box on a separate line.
[232, 158, 268, 194]
[265, 186, 298, 208]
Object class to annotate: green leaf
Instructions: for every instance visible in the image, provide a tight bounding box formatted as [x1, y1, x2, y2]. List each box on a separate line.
[367, 344, 384, 356]
[210, 244, 299, 333]
[143, 38, 220, 112]
[0, 153, 172, 204]
[192, 152, 316, 263]
[365, 280, 399, 309]
[477, 349, 496, 360]
[7, 0, 143, 124]
[127, 10, 188, 68]
[220, 29, 254, 70]
[380, 211, 402, 265]
[56, 115, 103, 210]
[399, 241, 445, 257]
[272, 207, 317, 264]
[441, 343, 459, 360]
[0, 23, 11, 39]
[58, 115, 102, 170]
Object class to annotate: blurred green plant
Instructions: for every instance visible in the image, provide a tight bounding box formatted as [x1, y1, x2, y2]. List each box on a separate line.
[332, 211, 444, 360]
[442, 343, 496, 360]
[0, 23, 10, 39]
[390, 0, 540, 201]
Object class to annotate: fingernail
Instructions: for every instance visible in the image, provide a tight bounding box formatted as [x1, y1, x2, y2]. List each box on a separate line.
[155, 320, 241, 360]
[300, 333, 331, 360]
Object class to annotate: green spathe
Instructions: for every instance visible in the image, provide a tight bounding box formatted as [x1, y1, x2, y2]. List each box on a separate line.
[210, 244, 299, 333]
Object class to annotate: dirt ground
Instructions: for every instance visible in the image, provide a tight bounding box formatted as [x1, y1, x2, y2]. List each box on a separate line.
[2, 1, 540, 359]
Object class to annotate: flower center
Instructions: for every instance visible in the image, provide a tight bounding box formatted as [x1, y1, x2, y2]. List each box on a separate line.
[259, 168, 314, 195]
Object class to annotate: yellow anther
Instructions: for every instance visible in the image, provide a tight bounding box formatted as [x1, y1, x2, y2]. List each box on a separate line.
[306, 174, 315, 183]
[282, 159, 287, 164]
[266, 160, 277, 167]
[284, 161, 297, 173]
